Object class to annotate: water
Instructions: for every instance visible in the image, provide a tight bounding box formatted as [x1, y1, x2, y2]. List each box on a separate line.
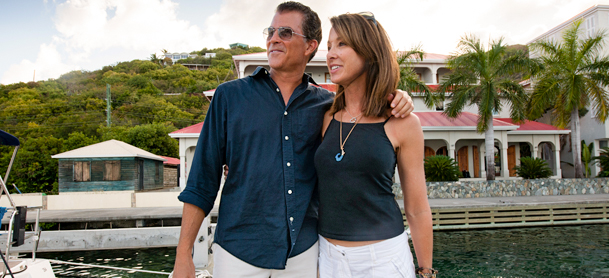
[37, 224, 609, 277]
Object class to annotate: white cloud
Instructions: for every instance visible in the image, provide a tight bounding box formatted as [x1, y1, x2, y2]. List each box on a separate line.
[1, 43, 76, 84]
[4, 0, 609, 85]
[54, 0, 206, 55]
[2, 0, 210, 84]
[197, 0, 606, 54]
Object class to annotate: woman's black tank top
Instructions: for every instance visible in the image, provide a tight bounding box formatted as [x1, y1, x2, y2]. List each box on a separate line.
[314, 116, 405, 241]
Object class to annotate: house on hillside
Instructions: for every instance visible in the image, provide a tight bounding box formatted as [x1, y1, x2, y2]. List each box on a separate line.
[169, 50, 571, 189]
[528, 4, 609, 177]
[163, 52, 198, 64]
[51, 140, 166, 192]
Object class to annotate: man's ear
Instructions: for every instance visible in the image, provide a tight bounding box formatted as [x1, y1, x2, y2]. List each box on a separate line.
[304, 39, 319, 58]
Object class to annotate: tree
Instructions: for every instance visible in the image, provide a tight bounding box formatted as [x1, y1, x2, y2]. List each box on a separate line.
[438, 35, 534, 180]
[527, 20, 609, 178]
[150, 53, 162, 67]
[396, 46, 435, 108]
[593, 147, 609, 177]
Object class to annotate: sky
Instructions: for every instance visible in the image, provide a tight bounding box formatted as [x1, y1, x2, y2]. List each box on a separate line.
[1, 0, 608, 85]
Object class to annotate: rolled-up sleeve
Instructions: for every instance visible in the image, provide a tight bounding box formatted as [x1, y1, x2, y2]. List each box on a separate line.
[178, 87, 226, 215]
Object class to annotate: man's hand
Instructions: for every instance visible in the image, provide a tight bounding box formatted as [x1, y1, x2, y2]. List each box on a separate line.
[387, 89, 414, 118]
[172, 251, 196, 278]
[172, 203, 206, 278]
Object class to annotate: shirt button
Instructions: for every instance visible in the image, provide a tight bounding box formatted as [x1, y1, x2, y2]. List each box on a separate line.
[287, 162, 291, 167]
[284, 111, 288, 116]
[289, 217, 294, 221]
[276, 88, 280, 92]
[285, 136, 289, 141]
[288, 190, 292, 194]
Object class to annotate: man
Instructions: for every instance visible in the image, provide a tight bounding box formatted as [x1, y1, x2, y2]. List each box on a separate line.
[173, 2, 413, 277]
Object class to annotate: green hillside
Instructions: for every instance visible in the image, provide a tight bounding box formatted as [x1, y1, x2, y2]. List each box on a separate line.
[0, 46, 265, 194]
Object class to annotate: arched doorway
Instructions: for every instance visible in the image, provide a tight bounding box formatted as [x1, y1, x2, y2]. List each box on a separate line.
[436, 146, 448, 156]
[457, 146, 469, 173]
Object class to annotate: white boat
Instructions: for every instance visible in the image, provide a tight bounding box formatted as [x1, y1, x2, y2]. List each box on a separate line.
[0, 129, 56, 277]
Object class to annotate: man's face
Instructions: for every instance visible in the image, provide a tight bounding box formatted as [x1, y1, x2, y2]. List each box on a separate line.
[266, 11, 311, 73]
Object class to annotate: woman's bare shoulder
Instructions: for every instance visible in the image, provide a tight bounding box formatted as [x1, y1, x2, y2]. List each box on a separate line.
[389, 112, 422, 131]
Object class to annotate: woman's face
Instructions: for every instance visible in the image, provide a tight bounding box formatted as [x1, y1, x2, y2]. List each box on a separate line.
[326, 27, 367, 87]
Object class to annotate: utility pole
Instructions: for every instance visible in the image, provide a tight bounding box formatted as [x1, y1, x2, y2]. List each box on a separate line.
[106, 84, 111, 127]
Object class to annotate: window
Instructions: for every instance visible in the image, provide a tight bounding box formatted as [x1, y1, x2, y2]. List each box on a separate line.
[600, 140, 608, 149]
[181, 54, 188, 59]
[173, 55, 181, 60]
[585, 16, 596, 38]
[435, 101, 444, 111]
[104, 161, 121, 181]
[73, 161, 91, 182]
[155, 161, 161, 183]
[325, 73, 332, 83]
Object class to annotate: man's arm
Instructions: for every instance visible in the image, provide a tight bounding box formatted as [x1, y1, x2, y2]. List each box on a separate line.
[173, 203, 206, 278]
[173, 86, 228, 277]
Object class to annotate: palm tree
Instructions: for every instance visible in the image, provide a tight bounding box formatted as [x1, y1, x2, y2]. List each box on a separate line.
[527, 20, 609, 178]
[438, 35, 534, 180]
[149, 53, 163, 67]
[396, 46, 435, 108]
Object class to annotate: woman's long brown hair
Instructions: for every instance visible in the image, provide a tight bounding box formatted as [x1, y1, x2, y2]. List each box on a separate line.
[328, 13, 400, 117]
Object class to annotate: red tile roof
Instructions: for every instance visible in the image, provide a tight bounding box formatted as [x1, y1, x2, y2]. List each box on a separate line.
[171, 122, 204, 134]
[495, 118, 566, 131]
[417, 112, 515, 127]
[316, 83, 337, 92]
[159, 156, 180, 165]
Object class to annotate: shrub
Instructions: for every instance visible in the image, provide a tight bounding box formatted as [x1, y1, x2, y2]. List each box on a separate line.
[424, 155, 462, 182]
[593, 147, 609, 177]
[514, 157, 553, 179]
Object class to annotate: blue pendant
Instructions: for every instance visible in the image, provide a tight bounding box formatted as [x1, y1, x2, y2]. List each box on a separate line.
[335, 152, 344, 162]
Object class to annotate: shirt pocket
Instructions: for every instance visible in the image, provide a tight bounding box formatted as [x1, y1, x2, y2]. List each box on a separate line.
[294, 108, 325, 145]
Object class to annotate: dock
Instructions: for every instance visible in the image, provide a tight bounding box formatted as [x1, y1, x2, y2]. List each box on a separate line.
[1, 194, 608, 253]
[424, 194, 609, 230]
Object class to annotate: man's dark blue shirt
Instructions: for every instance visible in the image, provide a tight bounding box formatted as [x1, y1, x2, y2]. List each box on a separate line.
[178, 67, 334, 269]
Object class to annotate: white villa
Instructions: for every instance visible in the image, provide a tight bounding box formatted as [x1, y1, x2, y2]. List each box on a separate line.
[528, 4, 609, 177]
[162, 52, 198, 64]
[170, 50, 569, 189]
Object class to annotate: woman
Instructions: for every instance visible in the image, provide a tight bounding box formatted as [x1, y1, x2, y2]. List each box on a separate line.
[314, 12, 435, 278]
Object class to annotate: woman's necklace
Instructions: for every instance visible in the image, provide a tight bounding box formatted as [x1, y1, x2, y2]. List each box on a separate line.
[336, 110, 361, 162]
[345, 108, 362, 123]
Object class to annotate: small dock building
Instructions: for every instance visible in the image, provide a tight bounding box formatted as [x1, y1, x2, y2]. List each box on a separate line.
[51, 140, 166, 192]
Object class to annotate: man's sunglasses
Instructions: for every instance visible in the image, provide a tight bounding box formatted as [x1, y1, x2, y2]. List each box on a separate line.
[263, 27, 307, 41]
[357, 11, 377, 26]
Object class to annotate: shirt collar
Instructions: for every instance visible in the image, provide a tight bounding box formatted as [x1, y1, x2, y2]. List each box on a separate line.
[250, 66, 319, 86]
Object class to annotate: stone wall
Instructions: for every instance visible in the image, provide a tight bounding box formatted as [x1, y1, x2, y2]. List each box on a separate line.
[164, 166, 178, 188]
[392, 178, 609, 199]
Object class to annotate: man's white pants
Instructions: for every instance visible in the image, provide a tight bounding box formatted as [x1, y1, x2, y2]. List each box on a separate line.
[212, 242, 318, 278]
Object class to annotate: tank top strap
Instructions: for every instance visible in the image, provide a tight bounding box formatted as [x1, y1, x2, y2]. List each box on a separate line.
[383, 116, 393, 124]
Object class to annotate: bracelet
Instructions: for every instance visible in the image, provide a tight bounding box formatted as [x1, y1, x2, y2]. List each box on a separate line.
[416, 267, 438, 278]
